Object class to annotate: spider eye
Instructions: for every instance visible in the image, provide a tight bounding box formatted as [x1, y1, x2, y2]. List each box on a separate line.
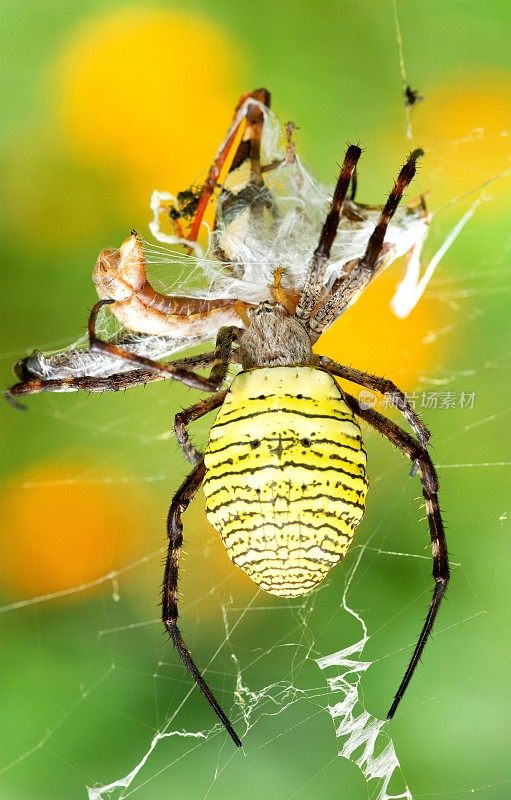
[250, 439, 261, 449]
[301, 437, 311, 447]
[296, 394, 303, 399]
[258, 394, 266, 400]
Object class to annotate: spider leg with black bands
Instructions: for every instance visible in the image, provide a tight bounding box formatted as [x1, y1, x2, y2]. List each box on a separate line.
[318, 356, 431, 447]
[359, 149, 424, 274]
[308, 149, 424, 340]
[88, 300, 240, 392]
[207, 325, 242, 387]
[295, 144, 362, 324]
[343, 390, 450, 719]
[174, 391, 228, 465]
[164, 459, 243, 748]
[5, 352, 221, 405]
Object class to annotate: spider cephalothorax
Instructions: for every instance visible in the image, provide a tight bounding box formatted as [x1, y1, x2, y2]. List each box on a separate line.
[238, 301, 313, 368]
[8, 89, 449, 750]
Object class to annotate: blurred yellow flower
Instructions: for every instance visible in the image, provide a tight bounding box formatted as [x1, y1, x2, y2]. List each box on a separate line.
[55, 7, 244, 208]
[415, 73, 511, 214]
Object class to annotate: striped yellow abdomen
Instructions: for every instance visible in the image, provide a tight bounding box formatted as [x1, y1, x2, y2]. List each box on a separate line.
[203, 367, 368, 597]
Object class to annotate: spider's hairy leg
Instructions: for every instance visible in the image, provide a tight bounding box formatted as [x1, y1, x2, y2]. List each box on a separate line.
[5, 370, 163, 409]
[6, 314, 240, 404]
[308, 149, 424, 341]
[173, 325, 240, 463]
[88, 300, 239, 392]
[360, 148, 424, 274]
[318, 356, 430, 447]
[164, 459, 242, 748]
[5, 351, 219, 406]
[296, 144, 362, 323]
[343, 391, 449, 719]
[174, 391, 227, 465]
[208, 325, 242, 387]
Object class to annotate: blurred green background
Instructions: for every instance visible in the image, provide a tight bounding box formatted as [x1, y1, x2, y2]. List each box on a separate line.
[1, 1, 510, 798]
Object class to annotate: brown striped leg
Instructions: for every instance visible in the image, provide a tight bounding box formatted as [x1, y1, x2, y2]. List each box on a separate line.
[88, 300, 240, 392]
[6, 370, 164, 409]
[319, 356, 430, 447]
[208, 325, 242, 387]
[163, 459, 242, 748]
[308, 149, 424, 340]
[296, 144, 361, 324]
[5, 351, 218, 407]
[174, 390, 227, 465]
[359, 149, 424, 275]
[343, 391, 449, 719]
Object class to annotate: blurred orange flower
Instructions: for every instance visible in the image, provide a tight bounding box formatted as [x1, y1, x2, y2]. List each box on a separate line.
[0, 457, 156, 599]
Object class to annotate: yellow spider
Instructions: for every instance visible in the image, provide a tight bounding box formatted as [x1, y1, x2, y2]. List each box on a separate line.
[8, 90, 448, 748]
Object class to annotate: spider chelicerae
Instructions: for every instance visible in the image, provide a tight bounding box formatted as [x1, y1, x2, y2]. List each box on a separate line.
[8, 89, 449, 749]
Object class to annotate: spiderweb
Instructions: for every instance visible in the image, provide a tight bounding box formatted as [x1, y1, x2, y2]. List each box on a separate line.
[1, 3, 510, 799]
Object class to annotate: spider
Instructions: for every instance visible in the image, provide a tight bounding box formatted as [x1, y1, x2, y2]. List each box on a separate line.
[8, 89, 449, 749]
